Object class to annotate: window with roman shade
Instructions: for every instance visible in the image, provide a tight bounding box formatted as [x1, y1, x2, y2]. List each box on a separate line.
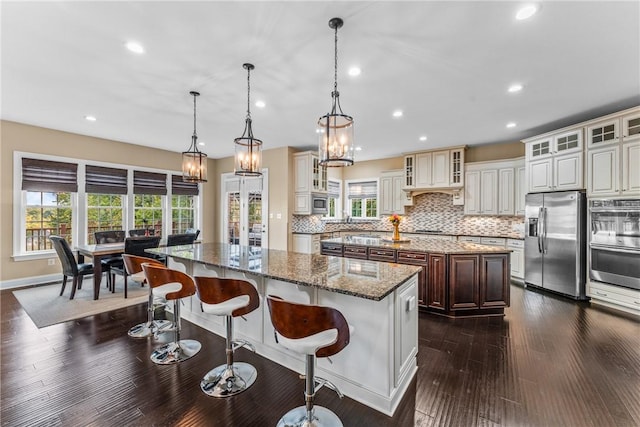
[328, 180, 341, 199]
[347, 181, 377, 199]
[133, 171, 167, 195]
[327, 179, 342, 218]
[22, 158, 78, 192]
[85, 165, 128, 194]
[347, 180, 378, 219]
[171, 175, 199, 196]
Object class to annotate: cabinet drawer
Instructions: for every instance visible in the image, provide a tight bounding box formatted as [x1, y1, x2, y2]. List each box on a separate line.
[368, 248, 397, 262]
[458, 236, 481, 243]
[507, 239, 524, 248]
[589, 281, 640, 310]
[343, 245, 368, 259]
[320, 243, 343, 256]
[397, 251, 428, 265]
[480, 237, 506, 247]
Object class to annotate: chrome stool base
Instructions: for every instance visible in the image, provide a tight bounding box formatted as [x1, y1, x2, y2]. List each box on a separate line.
[276, 406, 343, 427]
[200, 362, 257, 397]
[128, 319, 172, 338]
[150, 339, 201, 364]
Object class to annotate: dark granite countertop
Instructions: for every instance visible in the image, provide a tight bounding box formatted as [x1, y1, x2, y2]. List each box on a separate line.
[147, 243, 422, 301]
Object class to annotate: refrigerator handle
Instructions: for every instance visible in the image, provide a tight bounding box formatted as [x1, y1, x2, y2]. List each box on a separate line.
[537, 207, 544, 253]
[541, 207, 548, 254]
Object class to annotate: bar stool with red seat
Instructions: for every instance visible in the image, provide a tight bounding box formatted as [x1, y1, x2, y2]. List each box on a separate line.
[142, 264, 201, 364]
[194, 276, 259, 397]
[121, 254, 171, 338]
[267, 295, 351, 427]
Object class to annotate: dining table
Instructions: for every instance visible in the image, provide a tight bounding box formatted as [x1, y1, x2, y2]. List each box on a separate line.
[75, 242, 125, 300]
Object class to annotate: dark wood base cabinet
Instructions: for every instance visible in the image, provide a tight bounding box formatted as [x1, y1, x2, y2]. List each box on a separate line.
[424, 253, 509, 318]
[321, 241, 510, 318]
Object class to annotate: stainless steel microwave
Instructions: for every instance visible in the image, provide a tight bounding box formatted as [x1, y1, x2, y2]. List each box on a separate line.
[311, 193, 328, 215]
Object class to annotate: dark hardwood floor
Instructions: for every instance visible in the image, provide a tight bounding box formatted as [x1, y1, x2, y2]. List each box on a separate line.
[1, 282, 639, 426]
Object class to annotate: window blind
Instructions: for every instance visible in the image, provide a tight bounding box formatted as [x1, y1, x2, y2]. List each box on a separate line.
[86, 165, 128, 194]
[133, 171, 167, 195]
[328, 180, 341, 198]
[172, 175, 199, 196]
[22, 158, 78, 192]
[347, 181, 377, 199]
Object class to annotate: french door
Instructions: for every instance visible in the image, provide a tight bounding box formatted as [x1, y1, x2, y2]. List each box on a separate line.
[221, 171, 268, 247]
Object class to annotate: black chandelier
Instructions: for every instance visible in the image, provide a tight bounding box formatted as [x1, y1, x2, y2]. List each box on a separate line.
[318, 17, 355, 167]
[234, 63, 263, 176]
[182, 91, 208, 182]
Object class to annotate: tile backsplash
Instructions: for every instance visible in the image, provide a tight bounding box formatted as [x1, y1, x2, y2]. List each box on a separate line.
[292, 193, 525, 238]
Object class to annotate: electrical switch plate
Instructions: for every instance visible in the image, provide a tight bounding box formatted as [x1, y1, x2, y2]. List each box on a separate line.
[276, 213, 282, 219]
[48, 258, 55, 265]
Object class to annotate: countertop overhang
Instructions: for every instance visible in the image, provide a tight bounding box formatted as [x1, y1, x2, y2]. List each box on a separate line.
[147, 243, 422, 301]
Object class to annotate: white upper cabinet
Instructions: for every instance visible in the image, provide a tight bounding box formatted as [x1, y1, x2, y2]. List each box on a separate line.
[379, 170, 405, 215]
[464, 158, 523, 216]
[585, 108, 640, 198]
[403, 147, 465, 190]
[294, 151, 326, 194]
[525, 128, 584, 193]
[515, 165, 526, 216]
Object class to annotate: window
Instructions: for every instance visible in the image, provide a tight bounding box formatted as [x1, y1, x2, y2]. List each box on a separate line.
[21, 158, 77, 252]
[171, 175, 198, 234]
[347, 180, 378, 219]
[26, 191, 72, 251]
[14, 152, 202, 260]
[87, 194, 123, 244]
[86, 165, 127, 244]
[133, 171, 167, 237]
[326, 179, 342, 218]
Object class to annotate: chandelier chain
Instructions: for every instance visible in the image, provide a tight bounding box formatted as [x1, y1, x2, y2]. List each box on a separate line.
[246, 66, 252, 120]
[192, 93, 197, 138]
[334, 23, 338, 94]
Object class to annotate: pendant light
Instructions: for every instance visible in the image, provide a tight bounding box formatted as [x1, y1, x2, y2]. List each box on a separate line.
[182, 91, 208, 182]
[318, 17, 355, 167]
[234, 63, 263, 176]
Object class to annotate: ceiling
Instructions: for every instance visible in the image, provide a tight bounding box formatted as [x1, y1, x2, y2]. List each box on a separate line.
[2, 1, 639, 162]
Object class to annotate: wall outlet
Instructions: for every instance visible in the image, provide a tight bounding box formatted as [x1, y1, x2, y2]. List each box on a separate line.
[48, 258, 56, 266]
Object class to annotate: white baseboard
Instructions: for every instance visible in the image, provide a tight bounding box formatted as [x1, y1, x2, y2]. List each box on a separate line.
[0, 274, 61, 290]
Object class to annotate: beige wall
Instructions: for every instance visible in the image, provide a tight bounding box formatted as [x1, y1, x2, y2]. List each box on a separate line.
[0, 120, 216, 282]
[466, 141, 524, 163]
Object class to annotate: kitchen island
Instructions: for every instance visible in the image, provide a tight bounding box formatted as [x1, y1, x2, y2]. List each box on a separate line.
[321, 236, 512, 318]
[148, 243, 422, 416]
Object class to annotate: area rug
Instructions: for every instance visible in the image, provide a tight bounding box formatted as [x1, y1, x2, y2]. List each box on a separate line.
[13, 278, 148, 328]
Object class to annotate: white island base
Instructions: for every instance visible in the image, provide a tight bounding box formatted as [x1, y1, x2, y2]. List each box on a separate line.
[168, 258, 419, 416]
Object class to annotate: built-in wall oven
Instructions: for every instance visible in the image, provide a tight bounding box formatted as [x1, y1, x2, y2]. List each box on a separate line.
[589, 199, 640, 290]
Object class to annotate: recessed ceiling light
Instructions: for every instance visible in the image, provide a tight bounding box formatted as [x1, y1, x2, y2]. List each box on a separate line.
[355, 146, 362, 151]
[255, 100, 266, 108]
[419, 136, 427, 141]
[506, 122, 517, 128]
[508, 83, 524, 93]
[392, 110, 403, 118]
[85, 115, 96, 121]
[515, 4, 538, 21]
[198, 142, 205, 146]
[348, 67, 361, 77]
[125, 41, 145, 54]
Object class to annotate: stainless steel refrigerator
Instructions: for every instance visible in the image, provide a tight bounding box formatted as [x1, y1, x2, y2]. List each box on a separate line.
[525, 191, 587, 299]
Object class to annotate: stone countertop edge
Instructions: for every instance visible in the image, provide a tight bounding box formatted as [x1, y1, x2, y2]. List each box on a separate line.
[146, 244, 422, 302]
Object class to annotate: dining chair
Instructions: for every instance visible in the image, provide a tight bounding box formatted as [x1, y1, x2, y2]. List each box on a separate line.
[94, 230, 126, 291]
[49, 235, 95, 300]
[185, 228, 201, 240]
[129, 228, 154, 237]
[166, 233, 198, 247]
[109, 236, 161, 297]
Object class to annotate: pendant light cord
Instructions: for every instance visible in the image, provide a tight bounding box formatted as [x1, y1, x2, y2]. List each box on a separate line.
[334, 23, 339, 95]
